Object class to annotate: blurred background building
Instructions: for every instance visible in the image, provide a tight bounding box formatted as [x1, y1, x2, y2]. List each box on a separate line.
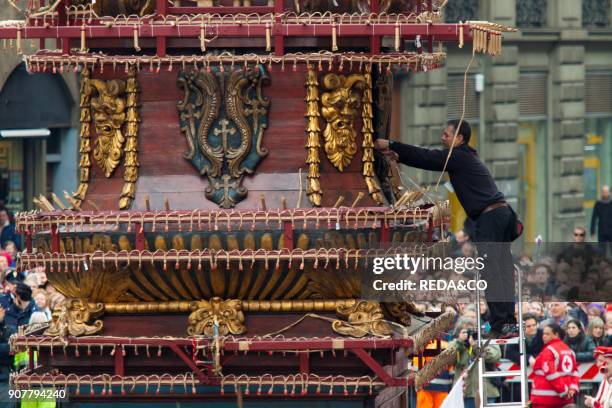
[1, 1, 611, 243]
[396, 0, 612, 242]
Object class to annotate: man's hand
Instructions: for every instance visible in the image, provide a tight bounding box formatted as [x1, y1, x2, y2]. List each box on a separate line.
[585, 395, 595, 407]
[528, 356, 535, 367]
[0, 306, 5, 323]
[567, 389, 576, 400]
[374, 139, 390, 151]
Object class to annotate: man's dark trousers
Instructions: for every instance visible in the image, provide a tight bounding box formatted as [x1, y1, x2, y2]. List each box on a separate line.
[473, 206, 517, 331]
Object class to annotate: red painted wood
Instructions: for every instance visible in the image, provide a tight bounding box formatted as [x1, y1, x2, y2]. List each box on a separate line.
[85, 69, 382, 210]
[114, 345, 125, 375]
[351, 348, 397, 386]
[50, 225, 60, 252]
[0, 24, 473, 41]
[299, 353, 309, 374]
[168, 6, 274, 14]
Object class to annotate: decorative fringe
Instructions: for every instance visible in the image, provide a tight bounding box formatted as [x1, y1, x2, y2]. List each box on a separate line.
[414, 345, 456, 391]
[411, 310, 456, 354]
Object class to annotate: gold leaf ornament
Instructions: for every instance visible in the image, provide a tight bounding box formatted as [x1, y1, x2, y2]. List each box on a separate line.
[320, 73, 366, 172]
[187, 297, 246, 336]
[332, 300, 392, 337]
[90, 79, 128, 178]
[44, 298, 104, 337]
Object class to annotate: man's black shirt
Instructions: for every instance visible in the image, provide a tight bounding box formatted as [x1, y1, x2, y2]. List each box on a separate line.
[390, 142, 504, 219]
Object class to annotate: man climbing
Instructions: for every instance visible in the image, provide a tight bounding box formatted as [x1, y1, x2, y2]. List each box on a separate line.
[375, 119, 520, 338]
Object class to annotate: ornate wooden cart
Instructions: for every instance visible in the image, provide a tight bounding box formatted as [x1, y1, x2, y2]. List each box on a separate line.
[0, 0, 513, 405]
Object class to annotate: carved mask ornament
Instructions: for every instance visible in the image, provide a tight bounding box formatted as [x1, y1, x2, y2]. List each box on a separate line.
[177, 65, 270, 208]
[90, 79, 128, 178]
[321, 74, 366, 172]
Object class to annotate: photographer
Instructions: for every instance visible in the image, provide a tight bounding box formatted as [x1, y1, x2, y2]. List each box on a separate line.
[450, 319, 502, 408]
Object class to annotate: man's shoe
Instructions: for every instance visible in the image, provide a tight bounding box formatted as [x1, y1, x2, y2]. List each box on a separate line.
[487, 323, 519, 339]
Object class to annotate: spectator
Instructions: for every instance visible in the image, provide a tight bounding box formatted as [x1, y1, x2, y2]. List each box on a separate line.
[0, 253, 10, 280]
[0, 270, 24, 305]
[529, 302, 545, 321]
[0, 209, 19, 250]
[541, 300, 569, 328]
[506, 313, 544, 366]
[564, 319, 596, 362]
[606, 311, 612, 336]
[591, 185, 611, 242]
[32, 290, 51, 321]
[28, 311, 49, 325]
[569, 302, 590, 329]
[557, 226, 596, 274]
[450, 320, 502, 408]
[528, 264, 555, 296]
[0, 304, 14, 382]
[4, 283, 35, 332]
[2, 242, 16, 268]
[531, 323, 579, 407]
[587, 317, 611, 347]
[587, 303, 606, 320]
[23, 273, 39, 290]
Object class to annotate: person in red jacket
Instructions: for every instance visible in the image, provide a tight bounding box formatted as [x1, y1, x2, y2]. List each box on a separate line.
[531, 323, 580, 407]
[586, 347, 612, 408]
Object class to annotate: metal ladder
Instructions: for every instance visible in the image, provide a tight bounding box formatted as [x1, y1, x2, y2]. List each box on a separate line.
[475, 265, 529, 408]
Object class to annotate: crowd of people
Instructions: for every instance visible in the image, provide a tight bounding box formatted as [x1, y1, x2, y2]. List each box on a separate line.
[415, 222, 612, 408]
[0, 207, 63, 381]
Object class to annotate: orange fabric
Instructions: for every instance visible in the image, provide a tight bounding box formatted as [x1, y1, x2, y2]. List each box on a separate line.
[417, 390, 448, 408]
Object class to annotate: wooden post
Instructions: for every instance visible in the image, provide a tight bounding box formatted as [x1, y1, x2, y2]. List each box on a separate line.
[369, 0, 381, 55]
[114, 346, 125, 376]
[135, 223, 146, 250]
[50, 224, 60, 253]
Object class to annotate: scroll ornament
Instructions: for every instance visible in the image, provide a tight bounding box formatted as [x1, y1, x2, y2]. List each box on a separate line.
[44, 298, 104, 337]
[177, 65, 270, 208]
[332, 300, 392, 337]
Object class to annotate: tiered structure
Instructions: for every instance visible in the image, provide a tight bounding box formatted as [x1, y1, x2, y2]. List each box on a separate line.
[0, 0, 513, 404]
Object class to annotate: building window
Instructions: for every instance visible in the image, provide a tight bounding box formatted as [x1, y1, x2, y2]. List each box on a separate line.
[583, 0, 611, 27]
[516, 0, 548, 28]
[444, 0, 479, 23]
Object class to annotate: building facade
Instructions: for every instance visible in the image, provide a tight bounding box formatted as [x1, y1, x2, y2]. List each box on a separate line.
[0, 7, 79, 213]
[397, 0, 612, 243]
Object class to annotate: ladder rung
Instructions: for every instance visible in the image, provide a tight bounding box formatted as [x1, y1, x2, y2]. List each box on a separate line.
[485, 337, 520, 345]
[483, 403, 524, 408]
[482, 370, 521, 378]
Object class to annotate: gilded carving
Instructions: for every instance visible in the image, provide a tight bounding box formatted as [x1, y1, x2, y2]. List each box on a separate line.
[120, 66, 140, 210]
[305, 65, 323, 207]
[187, 297, 246, 336]
[320, 73, 365, 172]
[44, 298, 104, 337]
[332, 300, 392, 337]
[91, 78, 127, 178]
[73, 67, 140, 209]
[178, 65, 270, 208]
[361, 67, 385, 205]
[73, 68, 93, 208]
